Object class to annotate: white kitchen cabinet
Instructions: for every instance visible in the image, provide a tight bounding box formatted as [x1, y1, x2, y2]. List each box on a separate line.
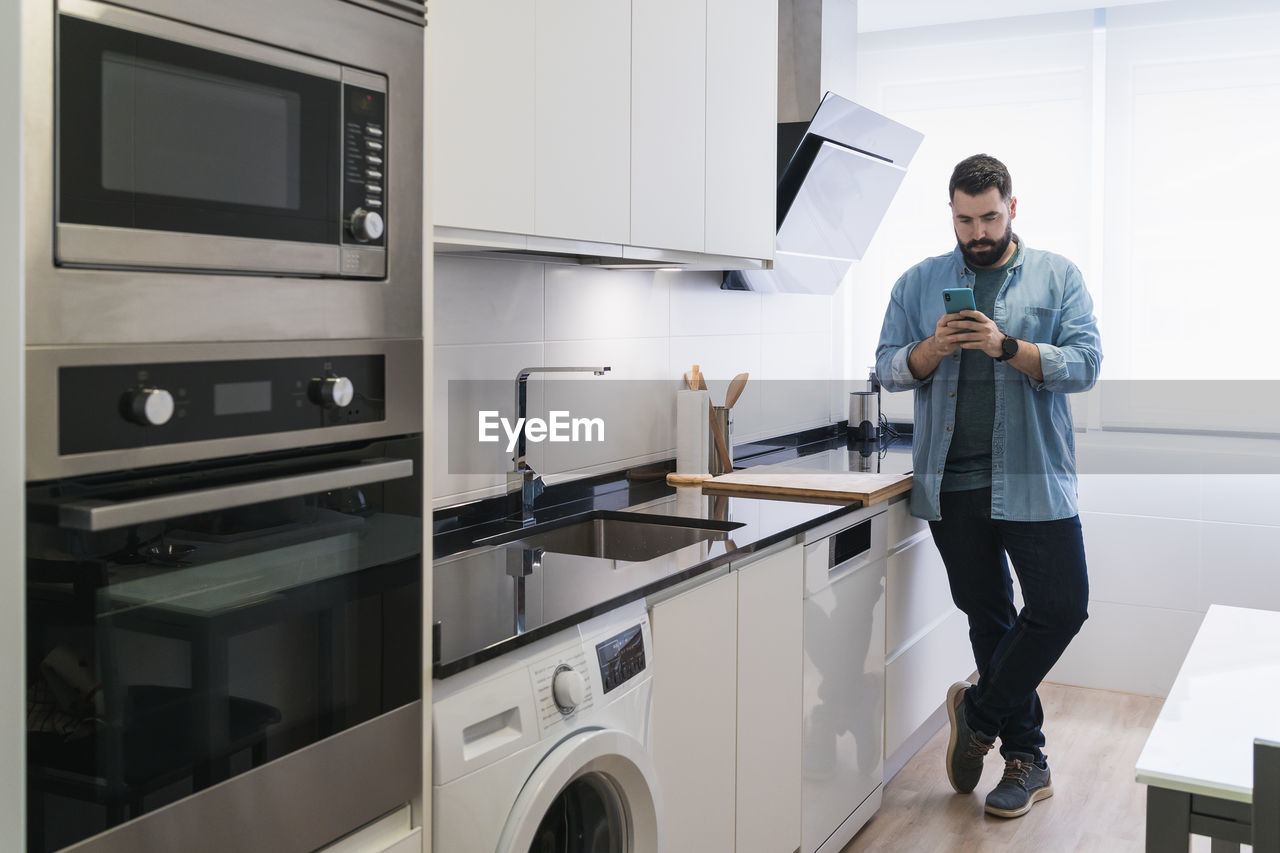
[882, 498, 975, 764]
[631, 0, 706, 252]
[885, 608, 971, 759]
[649, 541, 805, 853]
[534, 0, 631, 244]
[434, 0, 777, 264]
[736, 544, 803, 853]
[431, 0, 536, 234]
[705, 0, 777, 260]
[650, 571, 737, 853]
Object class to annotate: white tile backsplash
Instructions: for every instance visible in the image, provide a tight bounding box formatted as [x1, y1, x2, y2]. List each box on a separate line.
[433, 342, 545, 506]
[433, 256, 544, 345]
[760, 291, 836, 334]
[434, 260, 843, 505]
[669, 334, 764, 440]
[760, 331, 832, 381]
[544, 267, 671, 340]
[541, 338, 676, 476]
[757, 333, 834, 436]
[669, 273, 761, 336]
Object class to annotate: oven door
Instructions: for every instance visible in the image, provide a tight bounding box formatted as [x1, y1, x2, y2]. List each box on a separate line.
[25, 436, 422, 852]
[55, 0, 387, 278]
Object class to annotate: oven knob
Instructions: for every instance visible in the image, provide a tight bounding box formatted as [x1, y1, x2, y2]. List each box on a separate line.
[310, 376, 355, 409]
[125, 388, 174, 426]
[349, 208, 384, 242]
[552, 666, 586, 713]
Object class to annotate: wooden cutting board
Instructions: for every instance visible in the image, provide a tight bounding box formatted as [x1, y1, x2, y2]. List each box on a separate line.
[700, 467, 913, 505]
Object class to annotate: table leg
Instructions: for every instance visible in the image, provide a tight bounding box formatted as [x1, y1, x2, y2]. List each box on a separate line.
[1147, 786, 1192, 853]
[1210, 839, 1240, 853]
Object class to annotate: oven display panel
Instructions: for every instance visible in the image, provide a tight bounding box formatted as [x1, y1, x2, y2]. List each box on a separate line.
[596, 624, 646, 694]
[58, 354, 386, 455]
[214, 380, 274, 416]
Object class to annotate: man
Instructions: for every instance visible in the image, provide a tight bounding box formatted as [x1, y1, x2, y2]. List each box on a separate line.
[875, 154, 1101, 818]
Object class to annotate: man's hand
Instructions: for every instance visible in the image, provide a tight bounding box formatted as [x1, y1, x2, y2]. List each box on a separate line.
[945, 310, 1004, 357]
[909, 312, 972, 378]
[909, 309, 1042, 381]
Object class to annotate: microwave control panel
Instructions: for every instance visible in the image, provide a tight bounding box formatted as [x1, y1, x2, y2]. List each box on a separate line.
[343, 84, 387, 248]
[58, 354, 387, 455]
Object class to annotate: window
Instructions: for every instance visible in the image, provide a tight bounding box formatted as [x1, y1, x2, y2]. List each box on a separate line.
[852, 1, 1280, 434]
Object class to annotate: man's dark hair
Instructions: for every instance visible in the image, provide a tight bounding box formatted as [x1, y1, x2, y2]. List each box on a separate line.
[949, 154, 1013, 202]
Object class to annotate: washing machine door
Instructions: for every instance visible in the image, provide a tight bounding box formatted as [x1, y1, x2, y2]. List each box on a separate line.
[497, 728, 662, 853]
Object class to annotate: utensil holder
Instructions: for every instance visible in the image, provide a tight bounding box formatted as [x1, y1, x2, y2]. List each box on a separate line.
[709, 406, 733, 475]
[675, 389, 711, 478]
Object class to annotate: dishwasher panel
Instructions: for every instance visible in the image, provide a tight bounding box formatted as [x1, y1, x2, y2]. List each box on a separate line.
[801, 515, 887, 853]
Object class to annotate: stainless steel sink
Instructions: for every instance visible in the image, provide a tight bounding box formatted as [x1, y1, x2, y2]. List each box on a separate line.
[476, 510, 744, 562]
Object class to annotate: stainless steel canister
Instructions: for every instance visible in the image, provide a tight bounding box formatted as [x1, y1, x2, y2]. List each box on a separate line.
[848, 391, 879, 442]
[709, 405, 734, 475]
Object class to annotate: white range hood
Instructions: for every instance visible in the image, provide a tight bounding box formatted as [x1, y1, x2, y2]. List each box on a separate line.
[724, 93, 923, 295]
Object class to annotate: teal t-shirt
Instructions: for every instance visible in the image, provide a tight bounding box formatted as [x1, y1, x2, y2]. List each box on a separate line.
[941, 243, 1021, 493]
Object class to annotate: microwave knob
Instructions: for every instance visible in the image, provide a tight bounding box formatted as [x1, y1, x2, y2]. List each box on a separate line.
[125, 388, 175, 426]
[349, 208, 384, 243]
[310, 376, 355, 409]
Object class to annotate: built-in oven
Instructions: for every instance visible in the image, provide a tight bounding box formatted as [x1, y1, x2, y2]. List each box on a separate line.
[23, 0, 424, 346]
[24, 338, 424, 853]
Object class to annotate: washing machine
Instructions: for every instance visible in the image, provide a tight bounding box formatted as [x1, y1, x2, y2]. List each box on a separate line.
[433, 599, 662, 852]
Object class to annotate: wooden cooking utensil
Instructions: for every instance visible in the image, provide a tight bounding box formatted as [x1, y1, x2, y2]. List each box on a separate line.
[692, 364, 707, 391]
[724, 372, 749, 409]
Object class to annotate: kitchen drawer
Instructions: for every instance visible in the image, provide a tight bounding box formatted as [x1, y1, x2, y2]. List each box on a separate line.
[886, 497, 928, 553]
[885, 608, 972, 758]
[885, 536, 954, 657]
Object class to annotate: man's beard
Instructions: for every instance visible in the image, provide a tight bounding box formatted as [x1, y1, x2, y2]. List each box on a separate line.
[957, 223, 1014, 268]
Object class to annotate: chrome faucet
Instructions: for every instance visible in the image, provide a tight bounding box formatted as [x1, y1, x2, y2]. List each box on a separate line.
[507, 365, 611, 525]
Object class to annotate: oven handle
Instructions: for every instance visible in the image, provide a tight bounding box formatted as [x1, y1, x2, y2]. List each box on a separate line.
[57, 458, 415, 532]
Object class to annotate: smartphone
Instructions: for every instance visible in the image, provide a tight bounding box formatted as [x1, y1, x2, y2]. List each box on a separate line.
[942, 287, 977, 313]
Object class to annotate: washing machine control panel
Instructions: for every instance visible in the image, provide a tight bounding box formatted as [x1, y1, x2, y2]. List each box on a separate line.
[596, 623, 646, 694]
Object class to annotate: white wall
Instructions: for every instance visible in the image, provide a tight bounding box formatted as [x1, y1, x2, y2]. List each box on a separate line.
[1046, 434, 1280, 697]
[431, 256, 849, 507]
[1, 0, 23, 841]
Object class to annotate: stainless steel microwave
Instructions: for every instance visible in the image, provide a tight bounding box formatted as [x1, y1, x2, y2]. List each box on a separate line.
[24, 0, 424, 346]
[56, 0, 388, 279]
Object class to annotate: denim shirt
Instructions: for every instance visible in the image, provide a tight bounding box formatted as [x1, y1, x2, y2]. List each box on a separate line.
[875, 241, 1102, 521]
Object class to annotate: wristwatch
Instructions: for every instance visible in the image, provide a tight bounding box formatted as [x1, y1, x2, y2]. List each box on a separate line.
[994, 334, 1019, 362]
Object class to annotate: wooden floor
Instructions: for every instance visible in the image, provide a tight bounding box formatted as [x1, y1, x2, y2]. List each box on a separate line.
[840, 682, 1237, 852]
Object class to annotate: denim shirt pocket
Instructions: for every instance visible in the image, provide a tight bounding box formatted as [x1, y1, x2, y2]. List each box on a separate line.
[1018, 306, 1063, 342]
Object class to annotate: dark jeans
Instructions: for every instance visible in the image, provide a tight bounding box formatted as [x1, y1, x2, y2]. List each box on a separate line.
[929, 487, 1089, 764]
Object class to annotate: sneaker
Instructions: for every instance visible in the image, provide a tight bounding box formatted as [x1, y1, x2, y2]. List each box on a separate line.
[945, 681, 994, 794]
[984, 753, 1053, 818]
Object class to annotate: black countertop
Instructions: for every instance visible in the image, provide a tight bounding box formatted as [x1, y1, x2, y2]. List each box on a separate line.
[431, 430, 914, 680]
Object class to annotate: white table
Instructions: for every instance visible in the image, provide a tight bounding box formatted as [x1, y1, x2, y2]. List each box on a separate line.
[1136, 604, 1280, 852]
